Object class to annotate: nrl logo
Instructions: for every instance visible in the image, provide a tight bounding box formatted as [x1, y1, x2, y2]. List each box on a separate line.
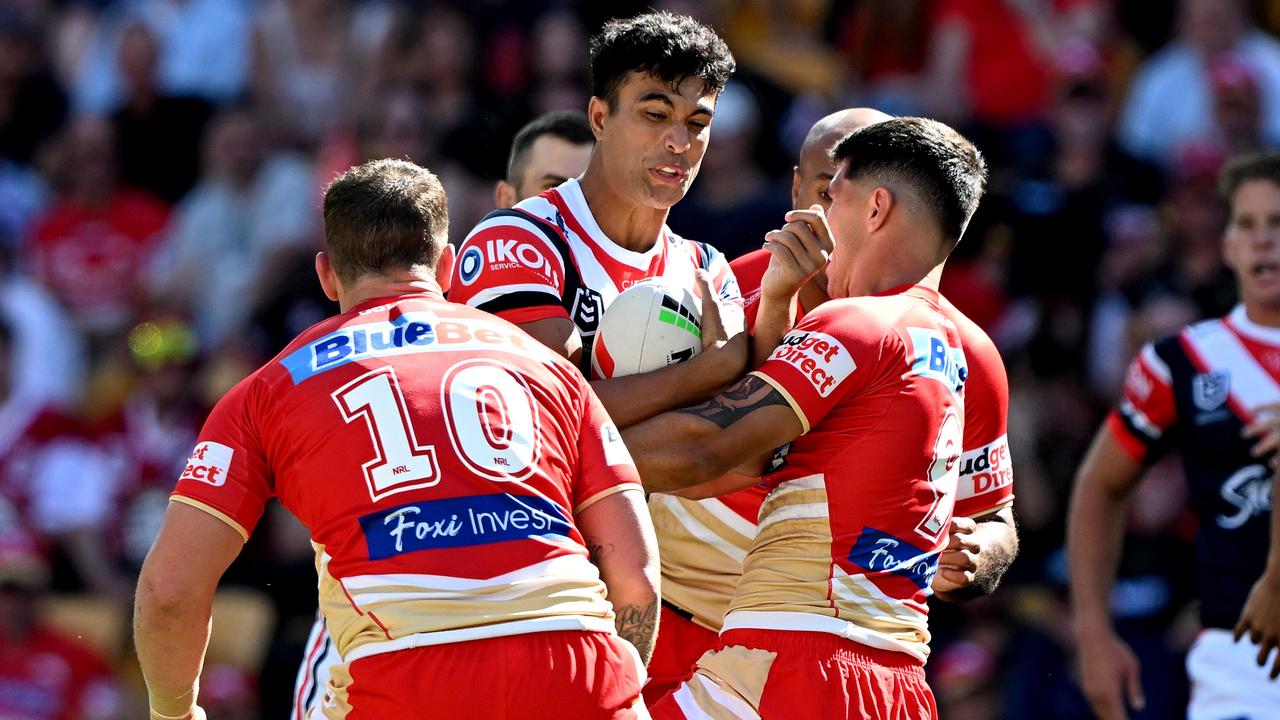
[571, 287, 604, 336]
[1192, 371, 1230, 411]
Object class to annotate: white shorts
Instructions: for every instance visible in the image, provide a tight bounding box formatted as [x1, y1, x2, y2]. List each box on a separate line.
[1187, 628, 1280, 720]
[292, 611, 341, 720]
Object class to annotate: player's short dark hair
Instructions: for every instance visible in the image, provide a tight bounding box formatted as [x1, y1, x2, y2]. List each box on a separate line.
[832, 117, 988, 245]
[323, 159, 448, 284]
[1219, 152, 1280, 201]
[589, 11, 735, 107]
[507, 110, 594, 183]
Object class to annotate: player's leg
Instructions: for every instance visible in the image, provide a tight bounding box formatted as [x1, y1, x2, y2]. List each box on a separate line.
[293, 611, 339, 720]
[1186, 628, 1280, 719]
[320, 630, 647, 719]
[644, 603, 720, 705]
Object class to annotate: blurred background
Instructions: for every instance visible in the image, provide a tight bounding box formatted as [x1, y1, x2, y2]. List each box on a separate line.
[0, 0, 1271, 716]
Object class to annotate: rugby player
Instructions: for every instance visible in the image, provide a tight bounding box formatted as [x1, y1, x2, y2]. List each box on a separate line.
[291, 109, 597, 719]
[624, 117, 989, 719]
[642, 107, 1019, 703]
[1070, 152, 1280, 720]
[495, 110, 595, 209]
[135, 159, 658, 719]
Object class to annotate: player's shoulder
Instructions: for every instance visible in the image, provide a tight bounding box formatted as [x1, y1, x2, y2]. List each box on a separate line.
[937, 295, 1003, 368]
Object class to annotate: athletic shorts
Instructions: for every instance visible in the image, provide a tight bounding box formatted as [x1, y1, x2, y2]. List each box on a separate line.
[316, 630, 649, 719]
[1188, 628, 1280, 720]
[650, 628, 937, 720]
[644, 602, 720, 706]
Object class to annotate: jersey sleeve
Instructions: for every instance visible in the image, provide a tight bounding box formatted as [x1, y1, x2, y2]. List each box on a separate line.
[170, 376, 273, 541]
[447, 211, 570, 325]
[572, 380, 643, 513]
[953, 330, 1014, 518]
[702, 242, 744, 309]
[1106, 341, 1179, 463]
[750, 303, 872, 433]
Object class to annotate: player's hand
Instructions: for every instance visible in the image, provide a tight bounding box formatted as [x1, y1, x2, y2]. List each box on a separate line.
[1076, 626, 1145, 720]
[930, 516, 979, 597]
[1234, 569, 1280, 680]
[1242, 402, 1280, 469]
[760, 204, 831, 303]
[693, 269, 748, 377]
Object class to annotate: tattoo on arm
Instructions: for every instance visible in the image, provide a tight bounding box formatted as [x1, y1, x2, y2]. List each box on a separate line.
[586, 542, 613, 566]
[675, 375, 789, 429]
[614, 600, 658, 665]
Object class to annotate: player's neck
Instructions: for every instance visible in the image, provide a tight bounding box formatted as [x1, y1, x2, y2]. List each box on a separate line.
[578, 165, 668, 253]
[842, 248, 942, 298]
[1242, 301, 1280, 329]
[337, 278, 442, 313]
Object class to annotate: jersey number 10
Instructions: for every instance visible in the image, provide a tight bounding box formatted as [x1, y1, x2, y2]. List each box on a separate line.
[333, 361, 542, 502]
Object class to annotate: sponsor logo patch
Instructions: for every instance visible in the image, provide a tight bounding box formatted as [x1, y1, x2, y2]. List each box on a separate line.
[483, 236, 561, 287]
[768, 330, 856, 397]
[907, 327, 966, 395]
[181, 442, 233, 487]
[849, 527, 938, 590]
[601, 423, 634, 468]
[957, 435, 1012, 500]
[360, 493, 571, 559]
[458, 246, 484, 285]
[1217, 464, 1272, 530]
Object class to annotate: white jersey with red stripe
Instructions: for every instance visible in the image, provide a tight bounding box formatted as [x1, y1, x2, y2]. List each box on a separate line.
[724, 285, 967, 663]
[171, 292, 642, 665]
[448, 178, 742, 376]
[1107, 304, 1278, 630]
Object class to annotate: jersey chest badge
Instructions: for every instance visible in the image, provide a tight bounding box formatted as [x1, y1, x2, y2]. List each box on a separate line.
[571, 287, 604, 337]
[1193, 371, 1230, 412]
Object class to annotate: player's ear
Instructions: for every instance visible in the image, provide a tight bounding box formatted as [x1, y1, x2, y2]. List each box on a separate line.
[435, 243, 455, 294]
[495, 180, 518, 210]
[587, 96, 609, 138]
[790, 166, 801, 208]
[867, 187, 892, 234]
[315, 252, 340, 302]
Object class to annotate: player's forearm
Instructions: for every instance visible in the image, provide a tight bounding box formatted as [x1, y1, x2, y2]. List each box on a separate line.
[592, 339, 747, 427]
[1267, 468, 1280, 577]
[134, 567, 214, 717]
[623, 412, 726, 492]
[750, 292, 795, 367]
[1067, 474, 1130, 632]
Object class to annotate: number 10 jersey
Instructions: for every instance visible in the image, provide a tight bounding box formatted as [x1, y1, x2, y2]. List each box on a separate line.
[171, 292, 641, 663]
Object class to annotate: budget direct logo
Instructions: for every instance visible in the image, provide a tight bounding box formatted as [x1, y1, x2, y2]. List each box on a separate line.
[957, 435, 1012, 500]
[181, 442, 233, 487]
[769, 331, 855, 397]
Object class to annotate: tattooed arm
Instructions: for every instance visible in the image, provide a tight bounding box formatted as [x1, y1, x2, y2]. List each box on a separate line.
[622, 374, 805, 495]
[576, 488, 660, 664]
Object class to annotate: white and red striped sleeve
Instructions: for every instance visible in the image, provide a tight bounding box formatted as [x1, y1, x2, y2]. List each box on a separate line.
[1106, 343, 1178, 462]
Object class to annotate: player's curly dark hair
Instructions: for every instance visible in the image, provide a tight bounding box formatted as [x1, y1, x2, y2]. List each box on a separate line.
[1219, 151, 1280, 201]
[831, 117, 988, 247]
[589, 11, 735, 107]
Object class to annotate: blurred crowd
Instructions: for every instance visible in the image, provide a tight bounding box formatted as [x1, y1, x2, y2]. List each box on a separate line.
[0, 0, 1275, 716]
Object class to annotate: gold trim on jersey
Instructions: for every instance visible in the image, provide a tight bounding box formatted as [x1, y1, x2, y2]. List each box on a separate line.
[318, 662, 353, 719]
[651, 494, 756, 631]
[749, 371, 809, 433]
[576, 482, 644, 514]
[669, 646, 777, 719]
[168, 496, 249, 542]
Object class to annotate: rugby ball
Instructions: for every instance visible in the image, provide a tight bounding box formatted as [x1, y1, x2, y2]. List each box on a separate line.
[591, 278, 703, 379]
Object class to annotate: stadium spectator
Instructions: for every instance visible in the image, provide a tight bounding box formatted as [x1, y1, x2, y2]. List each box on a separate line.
[1119, 0, 1280, 166]
[27, 116, 169, 341]
[0, 6, 67, 167]
[0, 529, 125, 720]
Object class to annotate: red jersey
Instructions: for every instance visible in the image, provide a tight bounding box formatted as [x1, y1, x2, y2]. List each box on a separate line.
[0, 625, 123, 720]
[28, 189, 169, 332]
[172, 292, 641, 663]
[725, 285, 966, 662]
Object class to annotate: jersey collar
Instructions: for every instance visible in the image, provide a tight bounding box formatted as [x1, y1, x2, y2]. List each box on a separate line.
[1227, 304, 1280, 346]
[348, 291, 444, 316]
[559, 178, 667, 269]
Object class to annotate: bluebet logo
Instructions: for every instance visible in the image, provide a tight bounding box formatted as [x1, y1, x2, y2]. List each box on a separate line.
[849, 527, 938, 590]
[906, 327, 966, 396]
[360, 493, 571, 560]
[282, 312, 436, 383]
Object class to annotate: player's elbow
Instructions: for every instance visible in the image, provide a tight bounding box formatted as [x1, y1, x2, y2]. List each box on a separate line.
[135, 564, 193, 620]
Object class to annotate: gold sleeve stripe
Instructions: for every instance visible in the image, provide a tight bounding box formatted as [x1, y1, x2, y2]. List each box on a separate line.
[574, 483, 644, 514]
[749, 371, 810, 434]
[961, 498, 1015, 519]
[169, 496, 250, 542]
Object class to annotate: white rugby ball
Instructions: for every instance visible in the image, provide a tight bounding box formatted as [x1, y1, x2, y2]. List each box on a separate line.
[591, 278, 703, 379]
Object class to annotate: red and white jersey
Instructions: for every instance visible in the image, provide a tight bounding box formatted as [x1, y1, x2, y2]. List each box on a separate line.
[172, 292, 641, 663]
[724, 285, 966, 662]
[448, 178, 742, 375]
